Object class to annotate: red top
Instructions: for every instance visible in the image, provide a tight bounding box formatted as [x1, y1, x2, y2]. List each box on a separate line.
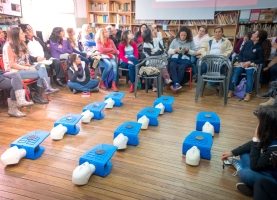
[118, 41, 138, 63]
[136, 35, 144, 44]
[96, 39, 117, 56]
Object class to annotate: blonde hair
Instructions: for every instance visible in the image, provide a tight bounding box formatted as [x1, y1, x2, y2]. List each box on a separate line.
[82, 24, 90, 35]
[66, 28, 77, 49]
[95, 28, 106, 45]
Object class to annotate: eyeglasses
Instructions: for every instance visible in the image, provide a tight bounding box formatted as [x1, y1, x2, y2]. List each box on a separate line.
[26, 28, 33, 32]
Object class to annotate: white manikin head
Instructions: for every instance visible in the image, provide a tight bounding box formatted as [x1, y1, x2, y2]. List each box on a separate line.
[72, 162, 96, 185]
[1, 146, 26, 166]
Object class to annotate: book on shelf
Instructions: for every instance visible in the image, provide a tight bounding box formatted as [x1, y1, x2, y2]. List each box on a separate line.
[131, 1, 135, 12]
[81, 92, 91, 98]
[91, 3, 107, 11]
[239, 10, 251, 22]
[259, 10, 274, 22]
[250, 9, 261, 23]
[110, 2, 130, 12]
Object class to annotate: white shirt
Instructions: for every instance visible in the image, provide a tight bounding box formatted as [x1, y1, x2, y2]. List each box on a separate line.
[269, 37, 277, 60]
[209, 39, 222, 55]
[193, 34, 209, 53]
[27, 39, 44, 58]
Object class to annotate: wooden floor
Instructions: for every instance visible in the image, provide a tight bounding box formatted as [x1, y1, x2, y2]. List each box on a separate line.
[0, 79, 268, 200]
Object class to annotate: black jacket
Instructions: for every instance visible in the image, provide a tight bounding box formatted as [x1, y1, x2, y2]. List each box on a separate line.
[68, 64, 90, 86]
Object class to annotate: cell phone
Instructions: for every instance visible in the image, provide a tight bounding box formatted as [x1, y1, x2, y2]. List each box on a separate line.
[224, 160, 231, 165]
[179, 47, 183, 51]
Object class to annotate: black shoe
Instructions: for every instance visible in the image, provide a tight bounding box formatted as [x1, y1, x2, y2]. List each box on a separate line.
[236, 183, 253, 197]
[33, 96, 49, 104]
[253, 110, 258, 116]
[270, 81, 277, 88]
[56, 79, 66, 87]
[72, 89, 78, 94]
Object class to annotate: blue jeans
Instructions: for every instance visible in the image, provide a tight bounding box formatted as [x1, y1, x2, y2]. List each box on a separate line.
[229, 67, 255, 93]
[67, 79, 99, 92]
[120, 57, 138, 84]
[101, 58, 118, 82]
[78, 54, 94, 67]
[17, 63, 48, 87]
[169, 61, 190, 84]
[269, 63, 277, 82]
[238, 153, 276, 188]
[191, 56, 198, 75]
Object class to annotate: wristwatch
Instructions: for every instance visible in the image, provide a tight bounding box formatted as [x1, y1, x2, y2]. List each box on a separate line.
[252, 137, 260, 142]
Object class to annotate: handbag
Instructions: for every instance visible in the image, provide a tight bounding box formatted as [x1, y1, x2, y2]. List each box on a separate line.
[139, 66, 160, 77]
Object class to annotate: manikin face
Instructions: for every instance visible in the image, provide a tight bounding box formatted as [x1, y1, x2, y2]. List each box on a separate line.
[179, 31, 187, 41]
[214, 28, 223, 40]
[25, 25, 34, 38]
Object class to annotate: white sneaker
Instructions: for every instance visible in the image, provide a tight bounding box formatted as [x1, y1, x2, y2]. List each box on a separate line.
[165, 78, 172, 84]
[152, 86, 157, 92]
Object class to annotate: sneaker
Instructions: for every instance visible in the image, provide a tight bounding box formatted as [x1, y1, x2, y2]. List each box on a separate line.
[228, 91, 234, 98]
[244, 93, 251, 102]
[165, 78, 172, 84]
[236, 183, 253, 197]
[173, 83, 182, 90]
[270, 81, 277, 88]
[72, 89, 78, 94]
[152, 86, 157, 92]
[228, 157, 243, 176]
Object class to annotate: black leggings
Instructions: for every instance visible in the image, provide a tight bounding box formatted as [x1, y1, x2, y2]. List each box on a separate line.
[253, 178, 277, 200]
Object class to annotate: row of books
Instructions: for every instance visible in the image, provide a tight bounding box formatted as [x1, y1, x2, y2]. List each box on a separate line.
[90, 14, 109, 23]
[133, 19, 155, 24]
[239, 9, 277, 23]
[155, 20, 178, 25]
[110, 2, 130, 12]
[207, 13, 238, 25]
[90, 3, 107, 11]
[131, 1, 135, 12]
[238, 24, 277, 38]
[180, 20, 206, 25]
[159, 29, 178, 38]
[110, 14, 131, 24]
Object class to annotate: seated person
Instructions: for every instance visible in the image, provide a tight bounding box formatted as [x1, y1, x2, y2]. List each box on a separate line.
[0, 70, 33, 117]
[0, 28, 5, 54]
[221, 105, 277, 197]
[49, 27, 73, 60]
[95, 28, 118, 91]
[134, 24, 147, 45]
[81, 24, 96, 56]
[150, 24, 164, 48]
[228, 30, 270, 102]
[118, 30, 138, 93]
[232, 31, 254, 60]
[106, 25, 121, 49]
[67, 54, 99, 93]
[168, 26, 196, 90]
[3, 26, 58, 104]
[19, 24, 66, 87]
[263, 37, 277, 84]
[143, 28, 174, 92]
[67, 28, 93, 67]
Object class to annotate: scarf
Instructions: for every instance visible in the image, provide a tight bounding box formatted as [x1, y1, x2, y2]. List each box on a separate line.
[103, 39, 113, 59]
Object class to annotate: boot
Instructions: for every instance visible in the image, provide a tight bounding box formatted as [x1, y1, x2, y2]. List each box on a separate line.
[244, 93, 251, 102]
[228, 91, 234, 98]
[259, 97, 275, 106]
[15, 89, 34, 108]
[99, 81, 106, 90]
[129, 83, 134, 93]
[112, 82, 118, 92]
[7, 98, 26, 117]
[42, 77, 59, 95]
[33, 87, 49, 104]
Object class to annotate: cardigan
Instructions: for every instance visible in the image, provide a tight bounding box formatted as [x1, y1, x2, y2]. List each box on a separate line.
[238, 40, 264, 65]
[118, 41, 138, 63]
[168, 38, 196, 63]
[50, 39, 73, 59]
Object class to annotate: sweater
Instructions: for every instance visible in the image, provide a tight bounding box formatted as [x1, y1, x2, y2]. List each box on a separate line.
[143, 38, 164, 56]
[50, 39, 73, 59]
[168, 38, 196, 63]
[193, 34, 209, 54]
[118, 41, 138, 63]
[231, 140, 277, 180]
[238, 40, 264, 65]
[234, 37, 244, 54]
[26, 36, 52, 61]
[68, 61, 90, 85]
[96, 39, 118, 58]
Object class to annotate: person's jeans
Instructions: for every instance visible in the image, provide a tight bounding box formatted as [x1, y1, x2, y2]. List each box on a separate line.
[238, 153, 277, 188]
[229, 67, 255, 93]
[101, 58, 118, 82]
[120, 57, 138, 84]
[67, 79, 99, 92]
[169, 61, 190, 84]
[191, 56, 198, 75]
[0, 72, 23, 101]
[17, 63, 48, 87]
[269, 63, 277, 82]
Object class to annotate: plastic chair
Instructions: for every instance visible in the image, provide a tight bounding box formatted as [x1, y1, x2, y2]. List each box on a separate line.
[195, 55, 232, 105]
[232, 55, 262, 95]
[134, 56, 167, 98]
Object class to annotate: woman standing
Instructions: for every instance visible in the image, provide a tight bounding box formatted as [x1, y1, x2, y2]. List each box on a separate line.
[118, 30, 138, 93]
[95, 28, 118, 91]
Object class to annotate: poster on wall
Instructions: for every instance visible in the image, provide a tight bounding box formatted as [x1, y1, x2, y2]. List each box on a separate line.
[0, 0, 22, 17]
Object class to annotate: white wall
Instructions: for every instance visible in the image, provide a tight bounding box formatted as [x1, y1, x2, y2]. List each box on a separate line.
[21, 0, 76, 41]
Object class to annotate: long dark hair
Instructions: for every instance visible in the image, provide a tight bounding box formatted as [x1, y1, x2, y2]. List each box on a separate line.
[49, 27, 63, 44]
[120, 30, 133, 45]
[257, 105, 277, 149]
[8, 26, 28, 56]
[68, 53, 77, 67]
[142, 28, 152, 43]
[134, 23, 148, 42]
[176, 26, 192, 42]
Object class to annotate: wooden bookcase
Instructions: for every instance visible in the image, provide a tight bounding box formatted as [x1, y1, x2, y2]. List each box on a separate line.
[86, 0, 239, 46]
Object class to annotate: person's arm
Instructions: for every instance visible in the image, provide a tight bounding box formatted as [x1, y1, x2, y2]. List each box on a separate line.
[3, 44, 29, 70]
[143, 43, 152, 56]
[96, 41, 114, 54]
[234, 38, 243, 54]
[267, 55, 277, 68]
[82, 34, 96, 47]
[110, 40, 118, 55]
[118, 44, 128, 63]
[200, 39, 209, 57]
[221, 40, 233, 57]
[168, 39, 176, 55]
[133, 42, 139, 59]
[237, 41, 247, 63]
[231, 141, 252, 156]
[50, 41, 70, 54]
[187, 42, 196, 56]
[63, 40, 74, 54]
[73, 48, 82, 55]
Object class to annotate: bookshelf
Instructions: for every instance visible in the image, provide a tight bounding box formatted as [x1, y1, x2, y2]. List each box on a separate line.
[86, 0, 240, 46]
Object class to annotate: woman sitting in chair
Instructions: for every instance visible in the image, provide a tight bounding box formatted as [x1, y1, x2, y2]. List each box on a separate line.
[168, 26, 196, 91]
[118, 30, 138, 93]
[143, 28, 175, 92]
[0, 70, 33, 117]
[3, 26, 58, 104]
[228, 30, 270, 102]
[81, 24, 96, 56]
[95, 28, 118, 91]
[67, 54, 99, 94]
